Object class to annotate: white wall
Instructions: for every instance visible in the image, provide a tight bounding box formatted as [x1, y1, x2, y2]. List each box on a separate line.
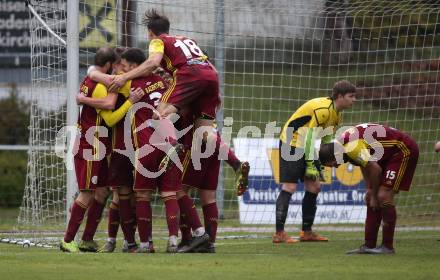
[135, 0, 326, 44]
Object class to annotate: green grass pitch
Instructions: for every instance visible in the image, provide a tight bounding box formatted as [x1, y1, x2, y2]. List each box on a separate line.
[1, 231, 439, 280]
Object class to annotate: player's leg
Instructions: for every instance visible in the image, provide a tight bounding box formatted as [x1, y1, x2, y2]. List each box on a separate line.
[80, 186, 110, 252]
[98, 190, 120, 253]
[346, 187, 383, 254]
[194, 153, 221, 253]
[363, 188, 382, 249]
[177, 188, 193, 247]
[367, 143, 418, 254]
[106, 153, 136, 251]
[177, 153, 210, 252]
[152, 102, 184, 171]
[191, 119, 250, 199]
[300, 179, 328, 241]
[159, 76, 219, 171]
[377, 186, 396, 252]
[61, 157, 101, 252]
[160, 190, 179, 253]
[61, 190, 94, 252]
[156, 102, 178, 118]
[117, 186, 137, 251]
[223, 142, 241, 171]
[134, 190, 153, 253]
[364, 188, 382, 248]
[358, 186, 397, 255]
[176, 188, 209, 253]
[229, 161, 250, 197]
[199, 189, 218, 253]
[213, 133, 250, 196]
[274, 142, 301, 244]
[273, 183, 299, 243]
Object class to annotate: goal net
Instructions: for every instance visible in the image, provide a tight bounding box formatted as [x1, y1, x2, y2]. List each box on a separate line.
[12, 0, 440, 246]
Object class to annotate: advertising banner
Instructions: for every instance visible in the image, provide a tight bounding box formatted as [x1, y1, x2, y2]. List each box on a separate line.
[233, 138, 366, 224]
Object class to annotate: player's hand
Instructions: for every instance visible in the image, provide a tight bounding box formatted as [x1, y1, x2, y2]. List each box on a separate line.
[108, 75, 126, 92]
[304, 161, 320, 181]
[314, 161, 326, 182]
[369, 196, 380, 210]
[128, 87, 145, 103]
[152, 110, 162, 120]
[76, 93, 85, 105]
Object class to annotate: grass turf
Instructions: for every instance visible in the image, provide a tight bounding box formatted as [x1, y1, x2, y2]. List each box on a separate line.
[0, 231, 439, 280]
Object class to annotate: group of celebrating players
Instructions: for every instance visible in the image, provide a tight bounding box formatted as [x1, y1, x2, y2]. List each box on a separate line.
[61, 8, 420, 255]
[60, 9, 249, 254]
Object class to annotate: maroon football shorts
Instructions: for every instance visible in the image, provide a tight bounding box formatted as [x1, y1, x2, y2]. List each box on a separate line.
[182, 150, 220, 191]
[74, 155, 108, 191]
[133, 143, 182, 192]
[107, 152, 133, 189]
[379, 136, 419, 192]
[161, 65, 220, 119]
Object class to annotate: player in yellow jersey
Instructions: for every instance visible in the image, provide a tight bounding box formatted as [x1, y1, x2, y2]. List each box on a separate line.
[273, 80, 356, 244]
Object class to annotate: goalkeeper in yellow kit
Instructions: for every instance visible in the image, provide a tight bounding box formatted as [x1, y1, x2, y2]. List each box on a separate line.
[273, 80, 356, 243]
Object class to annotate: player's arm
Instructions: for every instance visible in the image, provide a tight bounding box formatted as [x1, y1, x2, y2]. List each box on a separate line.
[345, 139, 382, 205]
[92, 84, 143, 127]
[302, 125, 320, 180]
[77, 80, 132, 110]
[361, 161, 382, 208]
[89, 70, 114, 88]
[360, 167, 371, 189]
[304, 107, 330, 159]
[109, 39, 163, 91]
[77, 91, 118, 110]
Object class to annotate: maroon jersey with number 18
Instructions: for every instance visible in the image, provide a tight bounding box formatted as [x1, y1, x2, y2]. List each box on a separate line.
[149, 34, 221, 118]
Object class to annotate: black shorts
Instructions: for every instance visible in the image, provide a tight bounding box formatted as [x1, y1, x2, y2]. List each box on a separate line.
[279, 140, 306, 184]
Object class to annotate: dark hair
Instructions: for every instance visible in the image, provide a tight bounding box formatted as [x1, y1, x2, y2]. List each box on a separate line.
[319, 142, 346, 166]
[114, 46, 127, 62]
[319, 143, 337, 165]
[94, 47, 116, 67]
[331, 80, 356, 99]
[121, 48, 146, 65]
[143, 9, 170, 35]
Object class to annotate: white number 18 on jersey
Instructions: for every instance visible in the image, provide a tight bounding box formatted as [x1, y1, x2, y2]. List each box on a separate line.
[174, 39, 204, 59]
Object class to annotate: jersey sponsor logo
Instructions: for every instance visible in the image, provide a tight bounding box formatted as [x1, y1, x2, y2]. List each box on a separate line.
[145, 81, 165, 94]
[80, 84, 89, 95]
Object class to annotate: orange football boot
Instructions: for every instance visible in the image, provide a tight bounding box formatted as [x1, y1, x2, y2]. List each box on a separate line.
[272, 231, 299, 244]
[300, 230, 329, 242]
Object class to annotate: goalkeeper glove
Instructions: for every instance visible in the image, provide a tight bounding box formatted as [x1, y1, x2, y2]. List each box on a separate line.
[314, 161, 326, 182]
[304, 161, 320, 181]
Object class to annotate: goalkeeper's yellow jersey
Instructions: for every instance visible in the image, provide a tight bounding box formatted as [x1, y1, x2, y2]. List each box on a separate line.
[279, 97, 340, 147]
